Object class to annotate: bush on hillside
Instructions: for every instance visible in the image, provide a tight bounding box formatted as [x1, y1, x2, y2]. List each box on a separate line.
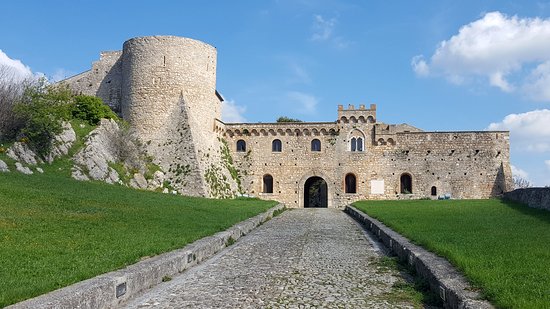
[13, 84, 73, 157]
[72, 95, 118, 125]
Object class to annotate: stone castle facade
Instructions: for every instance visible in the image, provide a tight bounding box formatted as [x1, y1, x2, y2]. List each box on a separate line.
[62, 35, 513, 207]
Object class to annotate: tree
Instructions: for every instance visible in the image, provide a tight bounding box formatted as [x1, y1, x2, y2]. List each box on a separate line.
[0, 64, 35, 141]
[276, 116, 303, 123]
[513, 176, 532, 189]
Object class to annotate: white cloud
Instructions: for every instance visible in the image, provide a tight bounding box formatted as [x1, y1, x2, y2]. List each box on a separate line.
[50, 68, 75, 83]
[511, 164, 529, 179]
[221, 99, 247, 123]
[488, 109, 550, 153]
[310, 14, 351, 49]
[0, 50, 33, 82]
[311, 15, 336, 41]
[286, 91, 318, 114]
[413, 11, 550, 100]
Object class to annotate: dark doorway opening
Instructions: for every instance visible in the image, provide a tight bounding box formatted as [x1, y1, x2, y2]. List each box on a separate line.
[304, 177, 328, 208]
[263, 174, 273, 193]
[431, 186, 437, 196]
[400, 173, 412, 194]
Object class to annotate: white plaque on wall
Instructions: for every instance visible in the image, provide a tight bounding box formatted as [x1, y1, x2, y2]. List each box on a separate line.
[370, 180, 384, 195]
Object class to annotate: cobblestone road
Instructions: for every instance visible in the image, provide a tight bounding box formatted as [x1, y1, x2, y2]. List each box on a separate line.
[122, 209, 414, 308]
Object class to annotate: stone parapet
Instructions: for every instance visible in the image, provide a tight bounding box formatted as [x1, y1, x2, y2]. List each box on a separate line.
[345, 205, 494, 309]
[7, 204, 285, 309]
[504, 188, 550, 211]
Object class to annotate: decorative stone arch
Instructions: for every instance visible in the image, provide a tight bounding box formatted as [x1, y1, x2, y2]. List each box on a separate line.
[377, 138, 386, 146]
[400, 173, 413, 194]
[328, 128, 337, 135]
[276, 128, 284, 135]
[350, 116, 358, 123]
[260, 129, 268, 136]
[358, 116, 366, 123]
[303, 128, 311, 136]
[320, 128, 328, 135]
[234, 129, 242, 136]
[312, 128, 320, 136]
[340, 116, 349, 123]
[285, 128, 293, 136]
[349, 129, 366, 152]
[298, 171, 333, 208]
[225, 129, 234, 137]
[367, 115, 375, 123]
[251, 129, 259, 136]
[294, 128, 301, 136]
[387, 138, 395, 146]
[268, 129, 276, 136]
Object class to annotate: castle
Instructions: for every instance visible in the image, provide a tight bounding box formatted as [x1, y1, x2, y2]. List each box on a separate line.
[62, 35, 513, 208]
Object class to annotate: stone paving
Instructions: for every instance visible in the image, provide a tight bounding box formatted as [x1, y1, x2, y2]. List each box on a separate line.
[122, 209, 415, 308]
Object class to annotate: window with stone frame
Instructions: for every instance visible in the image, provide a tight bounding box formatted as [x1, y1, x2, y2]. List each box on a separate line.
[236, 139, 246, 152]
[311, 139, 321, 151]
[272, 139, 282, 152]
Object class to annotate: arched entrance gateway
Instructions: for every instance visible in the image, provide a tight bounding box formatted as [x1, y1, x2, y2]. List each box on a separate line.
[304, 177, 328, 208]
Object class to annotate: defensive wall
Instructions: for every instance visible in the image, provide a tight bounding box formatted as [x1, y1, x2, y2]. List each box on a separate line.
[61, 35, 512, 206]
[504, 188, 550, 211]
[224, 104, 512, 208]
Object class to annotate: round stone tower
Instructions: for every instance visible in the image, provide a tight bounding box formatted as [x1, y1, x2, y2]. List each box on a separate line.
[118, 36, 237, 197]
[121, 36, 219, 142]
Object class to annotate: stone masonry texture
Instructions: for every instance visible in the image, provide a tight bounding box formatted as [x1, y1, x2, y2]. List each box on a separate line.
[62, 36, 512, 205]
[121, 209, 416, 309]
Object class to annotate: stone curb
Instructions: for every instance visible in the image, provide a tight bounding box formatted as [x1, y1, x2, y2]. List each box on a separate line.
[7, 203, 285, 309]
[345, 205, 493, 309]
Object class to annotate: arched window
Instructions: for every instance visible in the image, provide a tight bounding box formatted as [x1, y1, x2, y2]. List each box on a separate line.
[236, 140, 246, 152]
[272, 139, 282, 152]
[431, 186, 437, 196]
[345, 173, 357, 193]
[400, 173, 412, 194]
[263, 174, 273, 193]
[349, 129, 365, 152]
[311, 139, 321, 151]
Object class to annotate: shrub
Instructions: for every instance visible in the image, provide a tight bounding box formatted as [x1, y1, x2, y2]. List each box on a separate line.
[72, 95, 118, 125]
[13, 84, 73, 157]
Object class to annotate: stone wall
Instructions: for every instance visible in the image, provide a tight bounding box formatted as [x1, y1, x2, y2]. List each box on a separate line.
[63, 36, 239, 198]
[62, 51, 122, 113]
[504, 188, 550, 211]
[224, 105, 512, 208]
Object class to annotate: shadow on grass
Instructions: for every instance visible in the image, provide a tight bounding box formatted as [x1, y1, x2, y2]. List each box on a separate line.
[500, 198, 550, 224]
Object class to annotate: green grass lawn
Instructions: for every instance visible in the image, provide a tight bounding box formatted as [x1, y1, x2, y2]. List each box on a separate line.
[353, 199, 550, 309]
[0, 171, 276, 307]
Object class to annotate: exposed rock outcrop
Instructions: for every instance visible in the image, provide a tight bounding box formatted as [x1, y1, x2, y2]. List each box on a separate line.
[72, 119, 120, 184]
[71, 119, 165, 191]
[15, 162, 33, 175]
[0, 159, 9, 172]
[6, 122, 76, 166]
[6, 142, 40, 165]
[45, 122, 76, 163]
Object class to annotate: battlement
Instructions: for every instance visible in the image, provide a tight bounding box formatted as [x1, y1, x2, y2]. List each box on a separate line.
[337, 103, 376, 124]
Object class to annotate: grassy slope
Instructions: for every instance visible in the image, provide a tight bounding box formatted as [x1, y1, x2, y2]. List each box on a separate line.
[0, 170, 276, 306]
[354, 199, 550, 309]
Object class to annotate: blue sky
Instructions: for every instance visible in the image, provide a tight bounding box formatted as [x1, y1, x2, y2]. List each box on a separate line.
[1, 0, 550, 186]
